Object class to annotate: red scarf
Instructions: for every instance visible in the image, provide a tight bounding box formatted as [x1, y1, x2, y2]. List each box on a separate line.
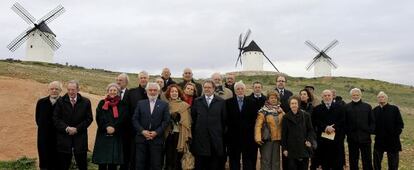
[102, 95, 121, 118]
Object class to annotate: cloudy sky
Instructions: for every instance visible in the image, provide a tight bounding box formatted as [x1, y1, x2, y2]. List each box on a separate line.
[1, 0, 413, 85]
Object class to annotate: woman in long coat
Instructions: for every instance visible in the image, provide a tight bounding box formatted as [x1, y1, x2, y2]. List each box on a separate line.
[282, 96, 316, 170]
[164, 84, 192, 170]
[255, 91, 285, 170]
[92, 83, 128, 170]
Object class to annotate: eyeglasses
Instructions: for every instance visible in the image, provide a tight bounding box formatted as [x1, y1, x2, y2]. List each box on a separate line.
[277, 80, 286, 83]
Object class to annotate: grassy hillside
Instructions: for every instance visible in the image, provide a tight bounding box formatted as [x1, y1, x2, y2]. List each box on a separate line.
[1, 59, 413, 107]
[1, 59, 413, 169]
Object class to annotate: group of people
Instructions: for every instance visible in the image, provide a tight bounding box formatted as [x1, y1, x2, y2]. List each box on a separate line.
[35, 68, 404, 170]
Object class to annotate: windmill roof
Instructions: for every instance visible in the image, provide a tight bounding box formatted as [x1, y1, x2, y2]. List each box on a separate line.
[243, 40, 263, 53]
[27, 21, 56, 37]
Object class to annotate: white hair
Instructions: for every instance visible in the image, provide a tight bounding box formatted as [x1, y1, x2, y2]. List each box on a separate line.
[322, 89, 332, 95]
[350, 88, 362, 95]
[211, 72, 222, 79]
[234, 80, 246, 89]
[48, 81, 62, 90]
[138, 71, 149, 79]
[145, 82, 161, 91]
[377, 91, 388, 99]
[67, 80, 80, 90]
[106, 83, 121, 95]
[117, 73, 129, 83]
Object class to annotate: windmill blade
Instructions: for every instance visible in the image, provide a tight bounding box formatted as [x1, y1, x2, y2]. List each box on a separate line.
[241, 29, 251, 48]
[39, 31, 61, 51]
[304, 40, 321, 53]
[305, 58, 318, 71]
[323, 39, 339, 53]
[235, 51, 243, 67]
[38, 5, 65, 24]
[327, 59, 338, 69]
[262, 53, 280, 72]
[7, 27, 33, 52]
[12, 2, 36, 25]
[238, 33, 243, 49]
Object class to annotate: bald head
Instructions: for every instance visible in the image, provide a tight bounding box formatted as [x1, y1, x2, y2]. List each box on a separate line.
[183, 68, 193, 81]
[211, 72, 223, 86]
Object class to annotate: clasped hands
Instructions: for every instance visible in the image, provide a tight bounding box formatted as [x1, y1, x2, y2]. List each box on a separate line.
[142, 130, 158, 140]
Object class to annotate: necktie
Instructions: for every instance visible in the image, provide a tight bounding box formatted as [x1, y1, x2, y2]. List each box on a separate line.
[238, 98, 243, 111]
[207, 97, 211, 107]
[120, 90, 124, 100]
[70, 98, 76, 107]
[150, 99, 156, 114]
[326, 103, 331, 109]
[280, 89, 284, 97]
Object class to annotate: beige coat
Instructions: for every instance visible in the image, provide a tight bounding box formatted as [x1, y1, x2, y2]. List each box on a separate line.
[255, 106, 285, 143]
[166, 100, 192, 153]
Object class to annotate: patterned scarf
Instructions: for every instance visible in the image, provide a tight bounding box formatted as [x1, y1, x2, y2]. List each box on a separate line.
[102, 95, 121, 118]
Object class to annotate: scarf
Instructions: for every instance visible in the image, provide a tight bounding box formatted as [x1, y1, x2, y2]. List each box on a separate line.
[102, 95, 121, 118]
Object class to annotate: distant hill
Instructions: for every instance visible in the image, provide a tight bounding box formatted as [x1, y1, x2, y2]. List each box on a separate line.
[1, 59, 413, 169]
[1, 59, 413, 108]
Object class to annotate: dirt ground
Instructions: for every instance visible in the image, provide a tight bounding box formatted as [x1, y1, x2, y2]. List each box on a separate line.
[0, 76, 102, 160]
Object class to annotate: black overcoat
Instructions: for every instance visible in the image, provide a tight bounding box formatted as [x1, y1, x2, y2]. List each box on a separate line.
[36, 96, 58, 169]
[53, 93, 93, 153]
[373, 103, 404, 152]
[191, 95, 227, 156]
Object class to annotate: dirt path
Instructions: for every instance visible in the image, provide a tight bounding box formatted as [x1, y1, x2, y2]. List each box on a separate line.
[0, 76, 102, 160]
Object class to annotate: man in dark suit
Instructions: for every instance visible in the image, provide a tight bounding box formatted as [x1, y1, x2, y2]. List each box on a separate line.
[123, 71, 149, 169]
[132, 82, 170, 170]
[191, 80, 227, 170]
[226, 81, 257, 170]
[116, 73, 129, 101]
[344, 88, 375, 170]
[373, 91, 404, 170]
[53, 80, 93, 170]
[224, 73, 236, 95]
[36, 81, 62, 170]
[274, 75, 293, 170]
[178, 68, 202, 97]
[247, 81, 267, 113]
[161, 67, 176, 92]
[311, 90, 345, 170]
[275, 75, 293, 113]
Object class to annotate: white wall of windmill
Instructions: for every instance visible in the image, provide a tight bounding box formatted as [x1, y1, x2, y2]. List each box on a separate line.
[241, 51, 264, 71]
[25, 30, 54, 63]
[314, 57, 333, 77]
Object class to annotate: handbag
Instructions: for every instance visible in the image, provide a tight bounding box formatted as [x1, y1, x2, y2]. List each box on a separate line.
[181, 143, 195, 170]
[261, 113, 271, 141]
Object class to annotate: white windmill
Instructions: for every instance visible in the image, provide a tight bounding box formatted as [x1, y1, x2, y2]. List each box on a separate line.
[305, 40, 339, 77]
[235, 29, 280, 72]
[7, 2, 65, 63]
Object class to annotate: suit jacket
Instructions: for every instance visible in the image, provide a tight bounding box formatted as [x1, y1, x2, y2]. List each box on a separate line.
[274, 88, 293, 113]
[191, 95, 227, 156]
[120, 88, 129, 102]
[132, 99, 170, 144]
[247, 93, 266, 113]
[53, 93, 93, 153]
[344, 100, 375, 143]
[312, 102, 344, 143]
[373, 103, 404, 152]
[225, 96, 256, 147]
[162, 77, 177, 91]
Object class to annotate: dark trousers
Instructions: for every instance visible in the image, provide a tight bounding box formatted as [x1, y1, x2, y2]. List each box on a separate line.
[38, 144, 58, 170]
[135, 142, 164, 170]
[120, 130, 135, 170]
[98, 164, 118, 170]
[195, 154, 221, 170]
[373, 149, 399, 170]
[58, 152, 87, 170]
[348, 141, 373, 170]
[228, 142, 257, 170]
[165, 133, 183, 170]
[287, 158, 309, 170]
